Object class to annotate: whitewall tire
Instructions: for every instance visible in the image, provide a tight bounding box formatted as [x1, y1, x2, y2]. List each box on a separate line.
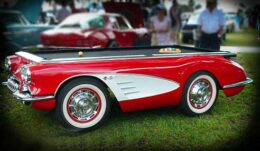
[55, 78, 110, 132]
[181, 72, 218, 116]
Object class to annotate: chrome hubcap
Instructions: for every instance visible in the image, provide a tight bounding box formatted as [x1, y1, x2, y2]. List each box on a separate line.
[68, 89, 100, 121]
[189, 79, 212, 109]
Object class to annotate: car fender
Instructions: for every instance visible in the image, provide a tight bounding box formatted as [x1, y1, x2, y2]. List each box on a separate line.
[177, 56, 246, 97]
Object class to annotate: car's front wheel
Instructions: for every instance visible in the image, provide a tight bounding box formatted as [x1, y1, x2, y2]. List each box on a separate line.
[55, 78, 111, 132]
[181, 72, 218, 116]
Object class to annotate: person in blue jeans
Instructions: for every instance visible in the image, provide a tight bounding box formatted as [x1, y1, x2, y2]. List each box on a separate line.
[198, 0, 225, 50]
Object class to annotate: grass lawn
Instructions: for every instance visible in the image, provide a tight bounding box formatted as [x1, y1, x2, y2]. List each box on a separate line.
[223, 28, 260, 47]
[180, 28, 260, 47]
[0, 54, 259, 150]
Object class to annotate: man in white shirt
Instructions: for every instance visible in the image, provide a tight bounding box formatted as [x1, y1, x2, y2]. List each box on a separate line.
[198, 0, 225, 50]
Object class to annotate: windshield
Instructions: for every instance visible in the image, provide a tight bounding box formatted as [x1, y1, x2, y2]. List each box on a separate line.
[58, 14, 105, 29]
[0, 12, 29, 26]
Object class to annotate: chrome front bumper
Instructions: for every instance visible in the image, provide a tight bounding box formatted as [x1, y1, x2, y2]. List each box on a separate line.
[2, 81, 54, 102]
[223, 78, 253, 89]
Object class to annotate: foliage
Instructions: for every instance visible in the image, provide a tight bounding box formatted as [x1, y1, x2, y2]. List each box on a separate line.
[180, 0, 201, 13]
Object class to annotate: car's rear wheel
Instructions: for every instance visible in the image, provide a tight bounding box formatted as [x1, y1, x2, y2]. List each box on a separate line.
[107, 40, 118, 48]
[181, 72, 218, 116]
[55, 78, 110, 132]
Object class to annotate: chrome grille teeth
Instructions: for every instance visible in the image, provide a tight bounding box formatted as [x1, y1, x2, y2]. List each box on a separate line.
[7, 76, 20, 92]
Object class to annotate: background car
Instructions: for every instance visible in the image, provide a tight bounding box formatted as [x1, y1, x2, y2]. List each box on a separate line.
[0, 10, 55, 47]
[41, 13, 150, 48]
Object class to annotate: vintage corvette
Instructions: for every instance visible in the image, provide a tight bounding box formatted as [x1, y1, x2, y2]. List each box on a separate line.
[2, 46, 252, 131]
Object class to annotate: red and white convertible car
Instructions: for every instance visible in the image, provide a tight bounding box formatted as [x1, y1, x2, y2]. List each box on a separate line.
[41, 13, 150, 48]
[3, 46, 252, 131]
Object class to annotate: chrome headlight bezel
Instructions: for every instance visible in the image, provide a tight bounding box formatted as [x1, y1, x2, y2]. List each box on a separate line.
[21, 65, 31, 84]
[4, 58, 11, 71]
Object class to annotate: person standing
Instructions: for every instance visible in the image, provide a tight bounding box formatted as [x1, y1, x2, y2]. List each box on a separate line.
[198, 0, 225, 50]
[169, 0, 182, 44]
[55, 1, 71, 23]
[150, 3, 173, 46]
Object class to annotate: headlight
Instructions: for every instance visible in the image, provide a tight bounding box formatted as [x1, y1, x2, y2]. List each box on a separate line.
[21, 65, 31, 84]
[4, 58, 11, 71]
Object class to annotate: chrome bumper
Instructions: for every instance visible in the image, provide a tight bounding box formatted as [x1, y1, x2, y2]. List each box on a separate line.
[223, 78, 253, 89]
[2, 81, 54, 102]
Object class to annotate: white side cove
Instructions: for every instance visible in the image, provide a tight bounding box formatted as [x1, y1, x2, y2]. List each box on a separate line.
[93, 74, 180, 102]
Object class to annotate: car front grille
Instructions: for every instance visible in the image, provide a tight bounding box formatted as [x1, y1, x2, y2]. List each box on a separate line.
[7, 76, 20, 92]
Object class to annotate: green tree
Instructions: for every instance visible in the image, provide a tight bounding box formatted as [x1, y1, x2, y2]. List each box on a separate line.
[188, 0, 195, 11]
[186, 0, 201, 12]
